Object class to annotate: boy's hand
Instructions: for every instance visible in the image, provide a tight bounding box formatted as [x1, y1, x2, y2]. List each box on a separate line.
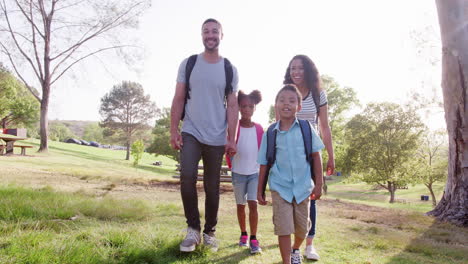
[257, 192, 267, 205]
[310, 185, 323, 200]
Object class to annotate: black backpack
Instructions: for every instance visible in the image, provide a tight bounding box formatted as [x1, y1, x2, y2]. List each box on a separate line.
[181, 54, 234, 120]
[261, 119, 315, 196]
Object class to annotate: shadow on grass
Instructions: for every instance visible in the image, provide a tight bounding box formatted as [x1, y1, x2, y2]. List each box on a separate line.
[385, 220, 468, 264]
[215, 243, 280, 264]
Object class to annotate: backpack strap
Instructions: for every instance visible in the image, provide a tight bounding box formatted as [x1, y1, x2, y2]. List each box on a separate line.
[266, 122, 278, 166]
[262, 122, 277, 195]
[254, 122, 264, 149]
[298, 119, 315, 182]
[182, 54, 198, 120]
[224, 58, 234, 98]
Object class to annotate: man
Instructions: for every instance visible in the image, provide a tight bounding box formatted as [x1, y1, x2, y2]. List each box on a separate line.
[170, 18, 239, 253]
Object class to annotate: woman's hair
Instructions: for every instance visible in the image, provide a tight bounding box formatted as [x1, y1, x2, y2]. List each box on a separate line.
[275, 84, 302, 106]
[283, 55, 321, 104]
[238, 90, 262, 105]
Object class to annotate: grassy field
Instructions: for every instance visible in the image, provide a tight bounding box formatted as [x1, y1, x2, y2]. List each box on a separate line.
[0, 140, 467, 264]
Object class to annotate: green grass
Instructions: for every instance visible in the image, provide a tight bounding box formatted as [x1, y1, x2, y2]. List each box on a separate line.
[326, 177, 445, 212]
[0, 140, 467, 263]
[0, 139, 178, 183]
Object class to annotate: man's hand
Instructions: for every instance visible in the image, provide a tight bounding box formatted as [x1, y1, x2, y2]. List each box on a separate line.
[257, 192, 267, 205]
[225, 139, 237, 157]
[326, 159, 335, 175]
[170, 130, 182, 150]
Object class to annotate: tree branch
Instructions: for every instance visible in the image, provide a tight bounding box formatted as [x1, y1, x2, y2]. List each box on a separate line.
[1, 0, 43, 82]
[29, 0, 44, 81]
[50, 1, 144, 61]
[14, 0, 45, 38]
[0, 44, 41, 102]
[50, 45, 130, 85]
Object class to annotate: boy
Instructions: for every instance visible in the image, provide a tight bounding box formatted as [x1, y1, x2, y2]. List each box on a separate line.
[257, 84, 324, 264]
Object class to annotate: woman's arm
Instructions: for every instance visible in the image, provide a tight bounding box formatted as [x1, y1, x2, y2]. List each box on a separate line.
[318, 104, 335, 175]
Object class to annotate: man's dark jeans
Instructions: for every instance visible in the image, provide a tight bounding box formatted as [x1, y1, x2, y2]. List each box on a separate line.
[180, 132, 225, 234]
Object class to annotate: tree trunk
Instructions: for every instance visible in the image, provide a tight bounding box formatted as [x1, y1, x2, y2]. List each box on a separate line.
[388, 181, 395, 203]
[38, 95, 49, 152]
[429, 0, 468, 227]
[427, 183, 437, 207]
[125, 140, 130, 160]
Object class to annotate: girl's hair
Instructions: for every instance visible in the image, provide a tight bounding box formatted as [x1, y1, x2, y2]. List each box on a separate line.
[283, 55, 321, 110]
[238, 90, 262, 105]
[275, 84, 302, 106]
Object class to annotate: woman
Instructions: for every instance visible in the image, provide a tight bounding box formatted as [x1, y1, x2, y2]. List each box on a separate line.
[283, 54, 335, 261]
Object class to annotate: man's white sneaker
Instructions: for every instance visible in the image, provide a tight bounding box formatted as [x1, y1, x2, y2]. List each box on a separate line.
[179, 227, 201, 252]
[203, 232, 218, 252]
[305, 245, 320, 260]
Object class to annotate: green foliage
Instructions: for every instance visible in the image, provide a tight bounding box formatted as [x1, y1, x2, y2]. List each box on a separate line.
[343, 102, 424, 202]
[131, 139, 145, 166]
[49, 122, 76, 142]
[413, 129, 448, 205]
[147, 107, 180, 162]
[0, 67, 39, 129]
[268, 104, 276, 124]
[99, 81, 158, 160]
[82, 123, 104, 143]
[321, 75, 360, 174]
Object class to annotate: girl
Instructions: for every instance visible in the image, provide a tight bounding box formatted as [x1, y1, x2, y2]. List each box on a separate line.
[227, 90, 263, 254]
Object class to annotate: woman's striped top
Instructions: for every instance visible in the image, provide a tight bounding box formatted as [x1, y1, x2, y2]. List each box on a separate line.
[296, 90, 328, 127]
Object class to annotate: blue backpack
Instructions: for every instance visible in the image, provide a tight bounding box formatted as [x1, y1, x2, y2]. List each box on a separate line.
[262, 119, 315, 195]
[181, 54, 234, 120]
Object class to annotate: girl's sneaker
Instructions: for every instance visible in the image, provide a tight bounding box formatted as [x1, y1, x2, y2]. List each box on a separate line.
[305, 245, 320, 260]
[238, 235, 249, 247]
[249, 239, 262, 254]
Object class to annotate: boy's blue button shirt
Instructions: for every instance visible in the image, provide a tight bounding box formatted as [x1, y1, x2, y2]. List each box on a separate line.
[257, 119, 325, 204]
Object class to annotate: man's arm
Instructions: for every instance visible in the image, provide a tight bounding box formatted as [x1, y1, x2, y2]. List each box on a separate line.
[310, 152, 323, 200]
[170, 82, 186, 150]
[225, 91, 239, 155]
[257, 164, 268, 205]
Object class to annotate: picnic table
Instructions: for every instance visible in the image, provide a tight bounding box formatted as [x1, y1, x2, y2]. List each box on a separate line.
[173, 164, 232, 182]
[0, 134, 31, 156]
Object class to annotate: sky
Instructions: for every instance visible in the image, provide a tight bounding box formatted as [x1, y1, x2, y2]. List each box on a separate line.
[46, 0, 444, 129]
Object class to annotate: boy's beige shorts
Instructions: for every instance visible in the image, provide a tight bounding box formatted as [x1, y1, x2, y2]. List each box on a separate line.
[271, 191, 311, 239]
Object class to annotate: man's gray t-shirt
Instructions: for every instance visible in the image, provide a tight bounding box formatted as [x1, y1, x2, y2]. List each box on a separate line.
[177, 54, 239, 146]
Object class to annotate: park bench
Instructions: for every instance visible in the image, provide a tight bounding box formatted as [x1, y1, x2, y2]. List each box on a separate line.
[14, 145, 33, 155]
[173, 164, 232, 182]
[0, 144, 33, 156]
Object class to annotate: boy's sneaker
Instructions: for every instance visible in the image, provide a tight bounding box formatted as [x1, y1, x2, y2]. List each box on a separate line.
[249, 239, 262, 254]
[305, 245, 320, 260]
[180, 227, 201, 252]
[239, 235, 249, 247]
[291, 249, 303, 264]
[203, 232, 218, 252]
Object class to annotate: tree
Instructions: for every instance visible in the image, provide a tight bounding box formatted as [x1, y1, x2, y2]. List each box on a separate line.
[82, 123, 104, 143]
[99, 81, 157, 160]
[429, 0, 468, 226]
[147, 107, 180, 163]
[49, 122, 75, 142]
[344, 103, 424, 203]
[415, 129, 448, 206]
[0, 0, 150, 152]
[0, 65, 39, 129]
[268, 105, 275, 124]
[321, 75, 360, 174]
[131, 139, 144, 166]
